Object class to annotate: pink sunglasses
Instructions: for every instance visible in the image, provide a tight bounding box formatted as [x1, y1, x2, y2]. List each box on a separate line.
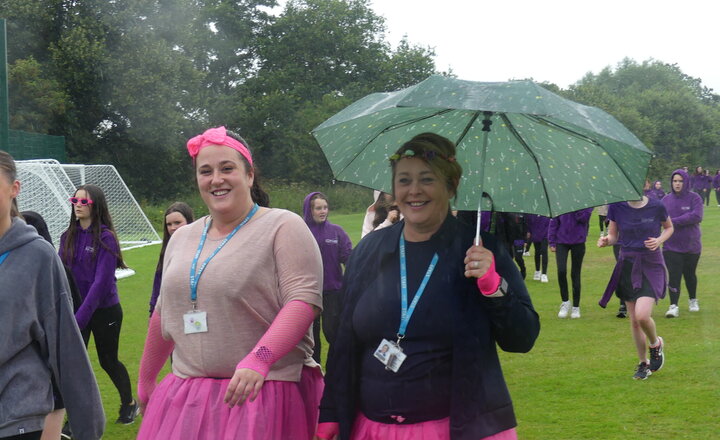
[69, 197, 94, 206]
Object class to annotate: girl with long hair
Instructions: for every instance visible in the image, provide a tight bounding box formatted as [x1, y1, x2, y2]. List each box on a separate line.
[149, 202, 194, 316]
[59, 184, 138, 426]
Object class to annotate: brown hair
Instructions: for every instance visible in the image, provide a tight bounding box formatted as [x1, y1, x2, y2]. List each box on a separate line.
[60, 184, 127, 269]
[390, 132, 463, 197]
[0, 150, 21, 218]
[156, 202, 194, 272]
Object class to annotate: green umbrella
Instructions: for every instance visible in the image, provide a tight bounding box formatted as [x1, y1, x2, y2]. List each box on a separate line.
[313, 75, 651, 221]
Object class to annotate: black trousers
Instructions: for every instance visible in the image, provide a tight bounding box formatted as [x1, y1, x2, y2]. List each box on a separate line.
[81, 303, 133, 405]
[663, 250, 700, 304]
[312, 290, 343, 364]
[2, 432, 42, 440]
[715, 188, 720, 205]
[533, 240, 548, 273]
[555, 243, 586, 307]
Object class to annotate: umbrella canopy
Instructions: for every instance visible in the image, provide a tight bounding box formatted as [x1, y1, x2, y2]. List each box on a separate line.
[312, 75, 652, 217]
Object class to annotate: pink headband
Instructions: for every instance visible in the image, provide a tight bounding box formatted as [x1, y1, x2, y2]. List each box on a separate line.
[186, 126, 253, 166]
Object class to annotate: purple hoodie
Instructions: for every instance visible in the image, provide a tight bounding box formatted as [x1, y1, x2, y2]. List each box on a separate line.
[713, 173, 720, 190]
[525, 214, 550, 243]
[59, 224, 120, 329]
[662, 169, 703, 254]
[548, 208, 593, 246]
[303, 192, 352, 291]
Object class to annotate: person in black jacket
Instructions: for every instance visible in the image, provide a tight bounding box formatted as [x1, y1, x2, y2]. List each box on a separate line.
[315, 133, 540, 440]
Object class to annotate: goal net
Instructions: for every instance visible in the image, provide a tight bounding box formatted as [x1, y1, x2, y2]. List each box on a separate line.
[15, 159, 161, 255]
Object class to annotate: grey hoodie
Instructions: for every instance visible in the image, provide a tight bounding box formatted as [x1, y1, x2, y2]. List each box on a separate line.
[0, 218, 105, 439]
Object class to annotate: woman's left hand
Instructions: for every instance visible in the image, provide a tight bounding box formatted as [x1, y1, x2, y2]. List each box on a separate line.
[224, 368, 265, 407]
[464, 244, 495, 278]
[644, 236, 661, 251]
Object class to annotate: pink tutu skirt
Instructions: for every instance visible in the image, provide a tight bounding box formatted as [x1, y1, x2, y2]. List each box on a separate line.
[137, 366, 323, 440]
[351, 411, 518, 440]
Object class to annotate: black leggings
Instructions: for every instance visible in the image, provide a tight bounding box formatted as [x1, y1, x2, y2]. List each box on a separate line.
[715, 188, 720, 205]
[81, 303, 133, 405]
[533, 240, 548, 273]
[312, 289, 343, 364]
[663, 250, 700, 304]
[2, 432, 41, 440]
[555, 243, 586, 307]
[598, 215, 608, 232]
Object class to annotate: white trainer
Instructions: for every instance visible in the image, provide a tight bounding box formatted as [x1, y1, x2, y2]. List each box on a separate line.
[523, 251, 531, 257]
[570, 307, 581, 319]
[533, 271, 541, 280]
[558, 301, 571, 318]
[541, 274, 549, 283]
[665, 304, 679, 318]
[689, 299, 699, 312]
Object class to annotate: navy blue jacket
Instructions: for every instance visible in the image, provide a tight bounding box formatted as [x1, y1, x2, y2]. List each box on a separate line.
[319, 214, 540, 440]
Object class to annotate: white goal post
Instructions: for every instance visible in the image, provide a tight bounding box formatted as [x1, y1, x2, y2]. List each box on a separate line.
[15, 159, 161, 256]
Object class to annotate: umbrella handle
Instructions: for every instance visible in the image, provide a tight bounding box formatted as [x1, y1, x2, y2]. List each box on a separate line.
[474, 207, 483, 247]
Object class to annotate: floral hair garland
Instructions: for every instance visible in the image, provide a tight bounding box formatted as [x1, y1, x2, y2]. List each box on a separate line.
[389, 149, 456, 164]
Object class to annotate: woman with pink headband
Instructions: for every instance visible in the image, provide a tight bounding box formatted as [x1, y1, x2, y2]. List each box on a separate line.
[136, 126, 324, 439]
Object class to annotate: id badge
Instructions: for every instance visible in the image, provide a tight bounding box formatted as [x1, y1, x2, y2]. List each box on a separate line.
[183, 310, 208, 334]
[373, 338, 406, 373]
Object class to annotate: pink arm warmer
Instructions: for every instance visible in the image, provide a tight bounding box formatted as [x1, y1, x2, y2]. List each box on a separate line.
[138, 312, 174, 405]
[476, 256, 501, 295]
[316, 422, 340, 439]
[236, 300, 316, 377]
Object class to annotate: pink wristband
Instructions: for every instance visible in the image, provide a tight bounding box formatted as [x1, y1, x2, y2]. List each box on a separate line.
[476, 257, 501, 295]
[316, 422, 340, 439]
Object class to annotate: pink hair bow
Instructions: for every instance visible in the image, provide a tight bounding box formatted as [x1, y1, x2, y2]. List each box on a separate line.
[186, 126, 253, 166]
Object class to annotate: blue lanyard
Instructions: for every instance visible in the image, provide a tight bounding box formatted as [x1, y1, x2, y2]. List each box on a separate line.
[398, 232, 439, 339]
[189, 204, 258, 306]
[0, 251, 9, 266]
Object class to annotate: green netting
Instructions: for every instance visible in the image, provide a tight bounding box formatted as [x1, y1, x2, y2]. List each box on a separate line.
[7, 129, 66, 162]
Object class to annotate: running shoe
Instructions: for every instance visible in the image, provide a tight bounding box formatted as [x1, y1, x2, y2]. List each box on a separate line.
[665, 304, 679, 318]
[541, 274, 548, 283]
[633, 361, 652, 380]
[523, 251, 531, 257]
[533, 271, 541, 281]
[649, 336, 664, 372]
[570, 307, 581, 319]
[116, 399, 140, 424]
[61, 422, 72, 439]
[689, 299, 699, 312]
[557, 301, 571, 318]
[616, 304, 627, 318]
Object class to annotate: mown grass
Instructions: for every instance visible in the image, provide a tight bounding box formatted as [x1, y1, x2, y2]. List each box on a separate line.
[94, 204, 719, 439]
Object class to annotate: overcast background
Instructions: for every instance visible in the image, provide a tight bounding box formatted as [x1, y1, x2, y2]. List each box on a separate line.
[369, 0, 719, 92]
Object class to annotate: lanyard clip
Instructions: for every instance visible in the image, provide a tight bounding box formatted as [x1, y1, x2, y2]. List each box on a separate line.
[395, 333, 405, 346]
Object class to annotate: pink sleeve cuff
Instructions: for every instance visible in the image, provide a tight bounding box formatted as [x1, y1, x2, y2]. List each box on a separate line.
[316, 422, 339, 439]
[476, 257, 501, 295]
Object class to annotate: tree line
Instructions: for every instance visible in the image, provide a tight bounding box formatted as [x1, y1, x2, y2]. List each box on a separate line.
[3, 0, 719, 201]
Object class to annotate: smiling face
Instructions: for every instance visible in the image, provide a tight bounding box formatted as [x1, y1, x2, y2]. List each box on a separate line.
[311, 197, 329, 224]
[195, 145, 254, 220]
[672, 174, 684, 193]
[165, 211, 189, 236]
[393, 157, 452, 240]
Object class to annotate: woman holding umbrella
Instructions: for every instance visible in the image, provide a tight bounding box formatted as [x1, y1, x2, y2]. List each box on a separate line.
[315, 132, 539, 440]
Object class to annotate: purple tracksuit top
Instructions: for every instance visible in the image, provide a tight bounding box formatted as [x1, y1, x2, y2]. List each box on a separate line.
[525, 214, 550, 243]
[548, 208, 593, 246]
[59, 224, 120, 329]
[662, 169, 703, 254]
[303, 192, 352, 291]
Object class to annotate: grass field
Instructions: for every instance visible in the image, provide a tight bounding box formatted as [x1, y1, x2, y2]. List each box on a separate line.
[94, 208, 719, 439]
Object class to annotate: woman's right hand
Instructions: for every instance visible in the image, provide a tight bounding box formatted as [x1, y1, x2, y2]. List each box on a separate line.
[597, 235, 609, 248]
[387, 209, 399, 223]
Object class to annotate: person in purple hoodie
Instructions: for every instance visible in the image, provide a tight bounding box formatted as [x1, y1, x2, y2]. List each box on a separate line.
[713, 169, 720, 207]
[303, 192, 353, 363]
[597, 193, 673, 380]
[548, 208, 593, 319]
[525, 214, 550, 283]
[662, 169, 704, 317]
[701, 169, 712, 206]
[59, 184, 139, 426]
[149, 202, 194, 317]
